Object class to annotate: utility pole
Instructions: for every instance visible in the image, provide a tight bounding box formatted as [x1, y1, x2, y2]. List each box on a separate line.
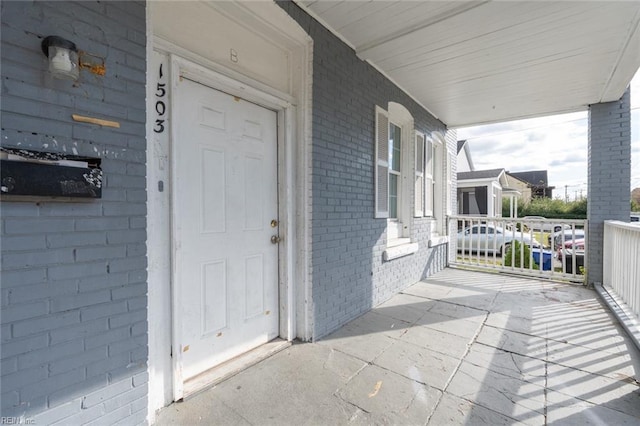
[565, 185, 568, 202]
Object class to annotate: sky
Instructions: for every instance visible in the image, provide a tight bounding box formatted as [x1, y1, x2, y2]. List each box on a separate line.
[457, 71, 640, 201]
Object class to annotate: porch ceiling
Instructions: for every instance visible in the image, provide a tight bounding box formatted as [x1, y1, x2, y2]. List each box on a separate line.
[295, 1, 640, 127]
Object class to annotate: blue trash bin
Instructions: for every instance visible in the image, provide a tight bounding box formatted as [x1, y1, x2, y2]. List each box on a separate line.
[532, 249, 553, 271]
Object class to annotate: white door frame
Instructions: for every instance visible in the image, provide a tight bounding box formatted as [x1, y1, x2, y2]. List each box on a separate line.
[146, 1, 313, 418]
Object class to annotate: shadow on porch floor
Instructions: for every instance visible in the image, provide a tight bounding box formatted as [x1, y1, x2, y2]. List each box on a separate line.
[156, 268, 640, 425]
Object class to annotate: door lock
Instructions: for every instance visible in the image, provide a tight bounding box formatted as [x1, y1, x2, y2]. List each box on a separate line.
[270, 235, 281, 244]
[270, 219, 278, 228]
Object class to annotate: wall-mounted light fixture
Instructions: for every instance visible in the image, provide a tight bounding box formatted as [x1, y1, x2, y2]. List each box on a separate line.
[41, 35, 79, 81]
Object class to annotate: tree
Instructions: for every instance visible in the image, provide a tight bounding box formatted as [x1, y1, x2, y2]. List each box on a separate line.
[631, 188, 640, 211]
[505, 197, 587, 219]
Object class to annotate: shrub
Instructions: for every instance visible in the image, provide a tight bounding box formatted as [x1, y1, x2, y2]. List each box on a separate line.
[504, 240, 539, 269]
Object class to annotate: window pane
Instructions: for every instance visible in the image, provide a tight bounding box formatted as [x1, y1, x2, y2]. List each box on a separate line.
[389, 174, 398, 218]
[425, 140, 433, 176]
[389, 124, 401, 172]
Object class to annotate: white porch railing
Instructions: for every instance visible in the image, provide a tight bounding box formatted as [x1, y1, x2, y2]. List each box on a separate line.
[450, 215, 587, 283]
[603, 221, 640, 318]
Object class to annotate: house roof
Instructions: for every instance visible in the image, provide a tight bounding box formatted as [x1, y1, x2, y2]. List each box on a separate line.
[295, 1, 640, 127]
[458, 168, 505, 181]
[505, 173, 532, 188]
[508, 170, 550, 187]
[456, 139, 475, 172]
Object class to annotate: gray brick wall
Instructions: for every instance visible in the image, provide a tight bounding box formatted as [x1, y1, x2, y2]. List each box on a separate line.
[278, 1, 452, 339]
[1, 1, 147, 424]
[587, 88, 631, 284]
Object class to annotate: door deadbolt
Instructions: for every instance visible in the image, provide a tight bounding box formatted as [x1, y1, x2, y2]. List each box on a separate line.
[270, 219, 278, 228]
[270, 235, 281, 244]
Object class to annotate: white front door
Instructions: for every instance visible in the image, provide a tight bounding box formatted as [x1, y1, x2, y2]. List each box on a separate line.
[174, 78, 280, 382]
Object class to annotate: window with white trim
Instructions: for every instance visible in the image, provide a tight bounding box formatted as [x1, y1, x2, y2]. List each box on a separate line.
[375, 105, 453, 254]
[415, 132, 452, 235]
[375, 103, 413, 247]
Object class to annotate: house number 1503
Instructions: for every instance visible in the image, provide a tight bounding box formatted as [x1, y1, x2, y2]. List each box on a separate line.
[154, 63, 167, 134]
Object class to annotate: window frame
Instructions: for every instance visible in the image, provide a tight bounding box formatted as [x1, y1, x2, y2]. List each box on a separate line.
[374, 103, 414, 247]
[374, 105, 453, 256]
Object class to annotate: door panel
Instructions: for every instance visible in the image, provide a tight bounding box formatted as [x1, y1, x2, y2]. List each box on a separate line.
[174, 78, 279, 381]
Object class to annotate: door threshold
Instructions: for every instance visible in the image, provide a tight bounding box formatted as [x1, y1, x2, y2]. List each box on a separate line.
[182, 338, 291, 399]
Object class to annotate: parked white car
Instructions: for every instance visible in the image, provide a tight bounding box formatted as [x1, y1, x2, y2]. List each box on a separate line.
[521, 216, 570, 233]
[457, 224, 540, 256]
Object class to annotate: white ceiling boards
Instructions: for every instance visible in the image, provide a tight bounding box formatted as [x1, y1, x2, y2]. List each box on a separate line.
[296, 1, 640, 127]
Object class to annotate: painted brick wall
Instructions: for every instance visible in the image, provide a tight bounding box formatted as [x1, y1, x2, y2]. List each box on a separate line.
[278, 1, 453, 339]
[587, 88, 631, 284]
[1, 1, 148, 424]
[446, 129, 459, 264]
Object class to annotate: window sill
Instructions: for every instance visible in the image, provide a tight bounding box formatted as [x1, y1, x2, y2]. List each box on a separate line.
[428, 235, 449, 247]
[387, 237, 410, 248]
[383, 241, 419, 261]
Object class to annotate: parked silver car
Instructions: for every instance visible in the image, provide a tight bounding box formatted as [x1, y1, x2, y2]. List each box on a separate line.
[457, 224, 540, 256]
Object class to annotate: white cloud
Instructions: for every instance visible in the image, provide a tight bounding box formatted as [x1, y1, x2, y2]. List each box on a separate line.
[458, 70, 640, 200]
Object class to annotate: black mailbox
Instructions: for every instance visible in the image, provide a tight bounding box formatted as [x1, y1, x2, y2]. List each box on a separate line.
[1, 147, 102, 199]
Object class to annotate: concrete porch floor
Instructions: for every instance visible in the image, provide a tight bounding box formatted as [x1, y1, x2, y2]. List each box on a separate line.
[155, 268, 640, 425]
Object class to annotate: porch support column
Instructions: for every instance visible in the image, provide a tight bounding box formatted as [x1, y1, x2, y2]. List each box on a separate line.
[587, 87, 631, 284]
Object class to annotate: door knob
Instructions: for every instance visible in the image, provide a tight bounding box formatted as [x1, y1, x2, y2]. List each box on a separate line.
[270, 235, 281, 244]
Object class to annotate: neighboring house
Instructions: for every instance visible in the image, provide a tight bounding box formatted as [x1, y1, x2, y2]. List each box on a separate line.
[506, 173, 534, 204]
[508, 170, 555, 199]
[0, 1, 636, 425]
[457, 168, 508, 217]
[456, 140, 474, 173]
[456, 141, 518, 218]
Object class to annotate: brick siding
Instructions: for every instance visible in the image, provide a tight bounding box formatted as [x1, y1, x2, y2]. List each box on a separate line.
[1, 1, 147, 424]
[587, 88, 632, 283]
[278, 1, 453, 339]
